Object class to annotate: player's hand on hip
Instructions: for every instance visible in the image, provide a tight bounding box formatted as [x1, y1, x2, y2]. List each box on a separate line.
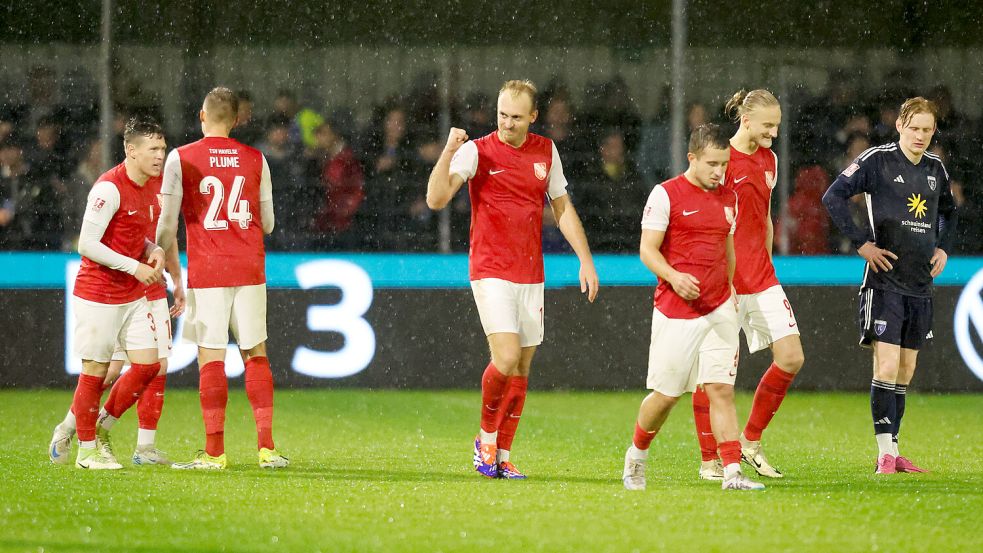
[930, 248, 948, 277]
[170, 283, 187, 317]
[444, 127, 469, 154]
[580, 263, 599, 303]
[134, 263, 162, 285]
[858, 241, 897, 273]
[669, 271, 700, 301]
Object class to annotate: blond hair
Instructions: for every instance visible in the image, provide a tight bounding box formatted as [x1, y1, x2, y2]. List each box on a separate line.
[898, 96, 939, 127]
[203, 86, 239, 124]
[499, 79, 538, 111]
[725, 89, 780, 122]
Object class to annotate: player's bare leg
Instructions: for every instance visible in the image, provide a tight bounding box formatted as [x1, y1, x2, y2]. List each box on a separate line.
[741, 334, 803, 478]
[473, 333, 521, 477]
[133, 359, 171, 465]
[892, 348, 926, 472]
[872, 341, 901, 473]
[623, 391, 679, 490]
[495, 345, 535, 479]
[704, 383, 765, 491]
[239, 342, 288, 468]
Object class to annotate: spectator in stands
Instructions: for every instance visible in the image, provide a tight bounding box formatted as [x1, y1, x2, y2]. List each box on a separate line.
[358, 104, 416, 249]
[312, 119, 364, 249]
[462, 91, 496, 138]
[574, 127, 646, 253]
[64, 138, 103, 249]
[777, 165, 832, 254]
[0, 140, 26, 249]
[230, 90, 265, 147]
[259, 113, 311, 250]
[929, 143, 980, 255]
[21, 117, 70, 249]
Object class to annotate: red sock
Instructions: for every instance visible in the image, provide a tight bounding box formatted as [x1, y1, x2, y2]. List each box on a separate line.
[245, 356, 275, 450]
[496, 376, 528, 451]
[633, 421, 657, 450]
[718, 440, 742, 467]
[72, 374, 105, 442]
[744, 363, 796, 441]
[199, 361, 228, 456]
[103, 362, 161, 419]
[480, 362, 509, 434]
[692, 387, 719, 461]
[137, 374, 167, 430]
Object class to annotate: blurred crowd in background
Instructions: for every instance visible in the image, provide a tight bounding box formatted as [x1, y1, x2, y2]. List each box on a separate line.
[1, 65, 980, 255]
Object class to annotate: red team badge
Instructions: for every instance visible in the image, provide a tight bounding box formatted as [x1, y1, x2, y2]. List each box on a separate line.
[534, 162, 547, 180]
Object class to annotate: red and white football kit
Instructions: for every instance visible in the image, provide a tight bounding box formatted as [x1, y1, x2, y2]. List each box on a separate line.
[641, 174, 740, 397]
[724, 145, 799, 352]
[162, 136, 272, 350]
[73, 163, 160, 362]
[450, 131, 568, 347]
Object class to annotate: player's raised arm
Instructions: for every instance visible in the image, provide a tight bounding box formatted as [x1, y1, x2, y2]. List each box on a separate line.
[156, 149, 183, 251]
[427, 127, 470, 210]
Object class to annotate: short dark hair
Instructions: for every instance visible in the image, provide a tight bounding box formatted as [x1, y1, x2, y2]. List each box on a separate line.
[236, 90, 253, 103]
[688, 123, 729, 156]
[123, 116, 164, 144]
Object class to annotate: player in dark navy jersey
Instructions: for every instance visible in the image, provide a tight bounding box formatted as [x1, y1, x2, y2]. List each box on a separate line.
[823, 97, 958, 475]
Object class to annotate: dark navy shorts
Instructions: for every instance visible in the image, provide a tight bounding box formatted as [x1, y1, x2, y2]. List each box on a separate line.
[858, 287, 933, 350]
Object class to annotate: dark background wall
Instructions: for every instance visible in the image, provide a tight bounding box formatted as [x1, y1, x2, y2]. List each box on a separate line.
[3, 286, 981, 391]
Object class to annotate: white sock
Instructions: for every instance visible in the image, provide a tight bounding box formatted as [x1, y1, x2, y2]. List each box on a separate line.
[62, 408, 77, 432]
[479, 429, 497, 445]
[137, 429, 156, 448]
[497, 449, 510, 463]
[99, 410, 118, 431]
[723, 463, 741, 480]
[892, 441, 900, 457]
[79, 440, 96, 450]
[875, 433, 894, 457]
[628, 445, 648, 461]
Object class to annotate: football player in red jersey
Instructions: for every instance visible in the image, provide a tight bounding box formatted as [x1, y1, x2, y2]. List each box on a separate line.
[692, 90, 805, 481]
[157, 87, 286, 470]
[427, 80, 599, 479]
[53, 117, 167, 470]
[622, 123, 764, 491]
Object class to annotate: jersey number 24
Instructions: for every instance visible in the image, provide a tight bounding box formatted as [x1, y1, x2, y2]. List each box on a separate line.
[200, 175, 252, 230]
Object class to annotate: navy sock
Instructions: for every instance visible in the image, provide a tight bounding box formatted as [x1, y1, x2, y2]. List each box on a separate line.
[871, 379, 897, 436]
[893, 384, 907, 444]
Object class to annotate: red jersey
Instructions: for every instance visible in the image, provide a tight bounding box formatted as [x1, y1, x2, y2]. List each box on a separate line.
[74, 163, 158, 305]
[724, 145, 780, 294]
[449, 132, 569, 283]
[145, 179, 167, 301]
[642, 174, 737, 319]
[165, 136, 268, 289]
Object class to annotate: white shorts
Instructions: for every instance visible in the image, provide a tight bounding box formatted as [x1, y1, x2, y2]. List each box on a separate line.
[646, 301, 740, 397]
[111, 298, 172, 362]
[470, 278, 544, 348]
[73, 297, 159, 363]
[737, 284, 801, 353]
[183, 284, 268, 350]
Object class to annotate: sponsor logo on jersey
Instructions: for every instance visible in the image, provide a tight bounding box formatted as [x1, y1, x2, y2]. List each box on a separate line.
[928, 175, 937, 191]
[733, 175, 749, 184]
[907, 193, 927, 218]
[842, 163, 860, 177]
[534, 162, 547, 180]
[894, 175, 905, 183]
[874, 319, 887, 336]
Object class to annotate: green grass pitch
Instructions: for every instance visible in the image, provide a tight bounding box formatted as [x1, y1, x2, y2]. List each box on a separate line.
[2, 389, 982, 552]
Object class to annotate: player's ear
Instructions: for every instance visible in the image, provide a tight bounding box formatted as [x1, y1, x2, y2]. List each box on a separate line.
[895, 117, 903, 134]
[529, 109, 538, 124]
[199, 110, 207, 123]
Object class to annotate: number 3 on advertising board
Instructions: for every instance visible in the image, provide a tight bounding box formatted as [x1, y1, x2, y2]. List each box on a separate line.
[292, 260, 376, 378]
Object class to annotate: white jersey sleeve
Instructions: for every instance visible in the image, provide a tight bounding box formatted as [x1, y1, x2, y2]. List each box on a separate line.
[161, 149, 183, 200]
[641, 185, 670, 231]
[82, 181, 121, 228]
[260, 154, 274, 233]
[449, 141, 478, 181]
[546, 142, 569, 200]
[78, 182, 139, 274]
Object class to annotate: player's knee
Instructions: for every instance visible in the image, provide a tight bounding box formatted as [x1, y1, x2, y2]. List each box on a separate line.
[776, 349, 805, 373]
[492, 350, 521, 374]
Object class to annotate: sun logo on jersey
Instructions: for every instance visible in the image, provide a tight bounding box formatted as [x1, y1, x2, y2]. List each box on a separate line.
[907, 193, 927, 218]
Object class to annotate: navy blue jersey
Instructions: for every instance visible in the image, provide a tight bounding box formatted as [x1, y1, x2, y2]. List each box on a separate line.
[823, 142, 956, 297]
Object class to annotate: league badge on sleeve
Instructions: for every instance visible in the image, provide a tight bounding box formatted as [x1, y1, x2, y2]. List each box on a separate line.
[928, 176, 937, 191]
[92, 198, 106, 211]
[534, 162, 547, 181]
[842, 163, 860, 178]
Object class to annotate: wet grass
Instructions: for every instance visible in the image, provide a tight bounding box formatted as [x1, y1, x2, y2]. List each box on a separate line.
[2, 389, 982, 552]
